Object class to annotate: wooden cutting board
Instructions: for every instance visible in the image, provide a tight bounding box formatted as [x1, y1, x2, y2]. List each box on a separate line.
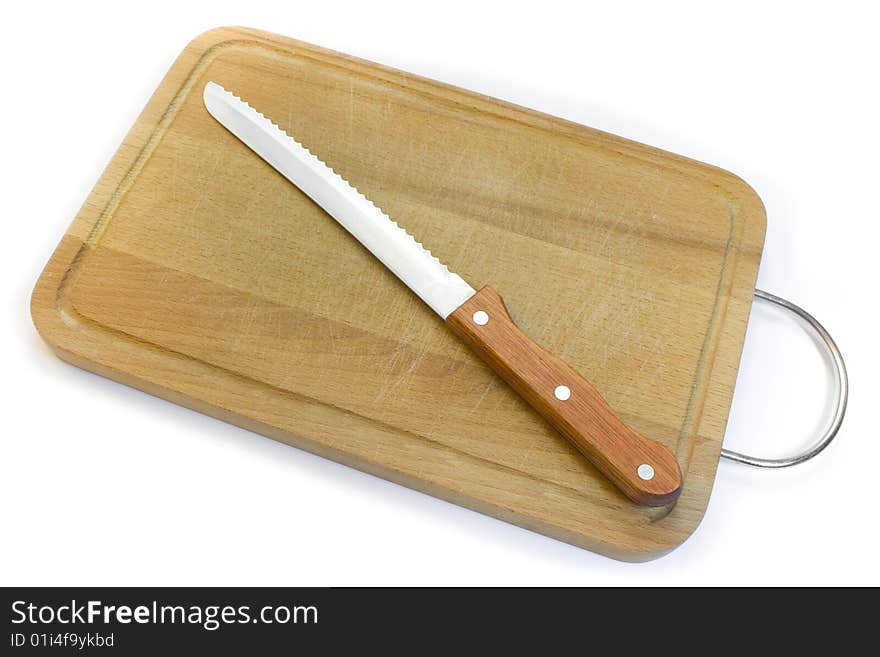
[31, 27, 765, 560]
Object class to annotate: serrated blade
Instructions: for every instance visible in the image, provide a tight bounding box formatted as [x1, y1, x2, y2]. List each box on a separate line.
[203, 82, 476, 318]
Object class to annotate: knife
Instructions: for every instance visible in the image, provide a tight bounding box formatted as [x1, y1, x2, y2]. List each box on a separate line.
[203, 81, 683, 506]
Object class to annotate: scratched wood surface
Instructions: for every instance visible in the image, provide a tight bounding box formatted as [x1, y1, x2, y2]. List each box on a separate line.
[31, 27, 765, 560]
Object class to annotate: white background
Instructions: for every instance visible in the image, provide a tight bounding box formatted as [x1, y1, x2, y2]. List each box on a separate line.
[2, 0, 877, 585]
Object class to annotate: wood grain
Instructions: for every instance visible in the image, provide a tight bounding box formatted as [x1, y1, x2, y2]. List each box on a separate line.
[448, 286, 682, 506]
[30, 27, 765, 559]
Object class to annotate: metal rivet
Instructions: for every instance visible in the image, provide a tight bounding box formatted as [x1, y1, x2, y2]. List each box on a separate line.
[637, 464, 655, 481]
[554, 385, 571, 401]
[473, 310, 489, 325]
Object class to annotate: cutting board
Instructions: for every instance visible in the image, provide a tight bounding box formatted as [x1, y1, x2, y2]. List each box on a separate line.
[31, 27, 765, 560]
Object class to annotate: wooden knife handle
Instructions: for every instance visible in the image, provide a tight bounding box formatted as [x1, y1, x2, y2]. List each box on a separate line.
[446, 286, 683, 506]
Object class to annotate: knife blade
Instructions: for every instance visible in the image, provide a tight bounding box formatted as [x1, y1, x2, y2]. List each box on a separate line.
[203, 81, 682, 506]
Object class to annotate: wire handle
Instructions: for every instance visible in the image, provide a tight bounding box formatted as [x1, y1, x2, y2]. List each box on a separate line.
[721, 289, 848, 467]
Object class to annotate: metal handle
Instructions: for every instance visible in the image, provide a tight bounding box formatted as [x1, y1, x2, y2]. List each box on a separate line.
[721, 288, 848, 467]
